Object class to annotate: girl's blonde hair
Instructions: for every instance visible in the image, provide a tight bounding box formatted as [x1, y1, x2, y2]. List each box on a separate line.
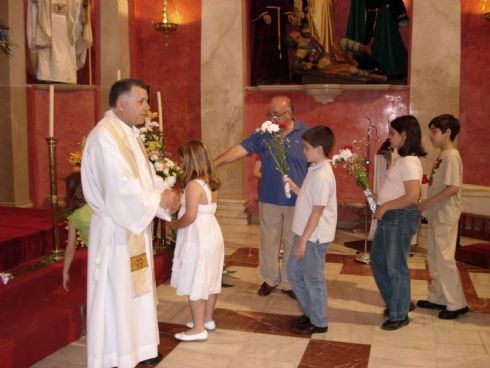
[178, 140, 220, 191]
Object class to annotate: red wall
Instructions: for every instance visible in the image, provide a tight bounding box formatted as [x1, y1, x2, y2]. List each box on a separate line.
[27, 87, 99, 207]
[244, 89, 409, 215]
[459, 1, 490, 186]
[128, 0, 202, 158]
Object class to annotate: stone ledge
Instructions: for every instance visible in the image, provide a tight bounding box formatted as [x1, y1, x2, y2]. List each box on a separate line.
[246, 84, 409, 104]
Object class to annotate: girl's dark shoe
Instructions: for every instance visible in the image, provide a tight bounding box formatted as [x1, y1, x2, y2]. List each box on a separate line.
[381, 316, 409, 331]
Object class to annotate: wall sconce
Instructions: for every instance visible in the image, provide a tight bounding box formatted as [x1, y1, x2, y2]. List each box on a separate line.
[153, 0, 178, 46]
[483, 0, 490, 21]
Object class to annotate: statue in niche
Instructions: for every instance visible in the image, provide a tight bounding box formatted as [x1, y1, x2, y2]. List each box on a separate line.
[286, 30, 387, 82]
[251, 0, 295, 85]
[26, 0, 92, 84]
[292, 0, 343, 65]
[346, 0, 409, 82]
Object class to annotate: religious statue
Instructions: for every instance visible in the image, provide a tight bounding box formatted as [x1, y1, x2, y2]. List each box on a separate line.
[346, 0, 409, 81]
[286, 30, 387, 82]
[251, 0, 295, 85]
[26, 0, 92, 84]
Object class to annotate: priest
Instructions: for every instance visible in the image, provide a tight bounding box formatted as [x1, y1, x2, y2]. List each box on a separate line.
[81, 79, 179, 367]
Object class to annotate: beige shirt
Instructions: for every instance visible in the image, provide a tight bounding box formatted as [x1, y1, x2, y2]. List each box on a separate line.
[425, 149, 463, 224]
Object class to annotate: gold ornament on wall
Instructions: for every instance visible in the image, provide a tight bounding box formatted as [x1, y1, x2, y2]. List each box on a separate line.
[153, 0, 178, 46]
[483, 0, 490, 21]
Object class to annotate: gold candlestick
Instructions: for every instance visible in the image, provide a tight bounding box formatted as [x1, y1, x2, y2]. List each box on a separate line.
[47, 137, 63, 261]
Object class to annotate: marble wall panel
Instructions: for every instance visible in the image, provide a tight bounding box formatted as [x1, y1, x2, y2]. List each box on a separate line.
[410, 0, 461, 173]
[201, 0, 246, 199]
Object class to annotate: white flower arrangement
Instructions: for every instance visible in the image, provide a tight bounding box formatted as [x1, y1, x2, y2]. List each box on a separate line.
[0, 272, 13, 285]
[254, 120, 291, 198]
[332, 145, 376, 213]
[140, 111, 182, 189]
[332, 148, 354, 163]
[256, 120, 281, 134]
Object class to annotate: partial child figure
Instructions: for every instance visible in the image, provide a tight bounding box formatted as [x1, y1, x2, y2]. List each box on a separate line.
[62, 172, 92, 291]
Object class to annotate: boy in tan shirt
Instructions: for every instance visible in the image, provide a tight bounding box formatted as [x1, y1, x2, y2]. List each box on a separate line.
[417, 114, 468, 319]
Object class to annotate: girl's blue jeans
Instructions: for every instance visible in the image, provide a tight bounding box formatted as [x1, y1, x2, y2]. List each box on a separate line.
[370, 205, 421, 321]
[287, 234, 329, 327]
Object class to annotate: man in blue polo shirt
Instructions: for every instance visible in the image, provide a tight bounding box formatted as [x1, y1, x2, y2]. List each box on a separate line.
[214, 96, 309, 297]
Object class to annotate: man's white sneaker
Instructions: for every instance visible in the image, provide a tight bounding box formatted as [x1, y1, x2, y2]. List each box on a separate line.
[174, 330, 208, 342]
[185, 320, 216, 331]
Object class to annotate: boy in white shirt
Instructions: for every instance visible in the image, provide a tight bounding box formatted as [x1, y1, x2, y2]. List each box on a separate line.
[285, 125, 337, 334]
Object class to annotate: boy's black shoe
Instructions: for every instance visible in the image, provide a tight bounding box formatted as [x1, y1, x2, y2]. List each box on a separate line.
[291, 314, 310, 328]
[292, 322, 328, 334]
[384, 302, 416, 316]
[381, 316, 409, 331]
[140, 352, 163, 365]
[416, 300, 446, 310]
[438, 306, 469, 320]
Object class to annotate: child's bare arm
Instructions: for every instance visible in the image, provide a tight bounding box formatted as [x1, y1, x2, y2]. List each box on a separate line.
[418, 185, 459, 213]
[63, 219, 78, 291]
[168, 181, 203, 229]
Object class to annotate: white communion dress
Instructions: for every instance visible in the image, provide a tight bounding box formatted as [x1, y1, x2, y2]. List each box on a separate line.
[171, 179, 224, 300]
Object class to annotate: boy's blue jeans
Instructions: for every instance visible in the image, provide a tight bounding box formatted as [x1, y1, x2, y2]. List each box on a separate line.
[371, 205, 421, 321]
[287, 234, 329, 327]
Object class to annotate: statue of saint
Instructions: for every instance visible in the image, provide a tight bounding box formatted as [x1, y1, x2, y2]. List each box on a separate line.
[251, 0, 295, 85]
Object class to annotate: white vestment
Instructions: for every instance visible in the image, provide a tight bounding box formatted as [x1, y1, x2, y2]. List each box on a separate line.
[27, 0, 89, 84]
[81, 110, 166, 368]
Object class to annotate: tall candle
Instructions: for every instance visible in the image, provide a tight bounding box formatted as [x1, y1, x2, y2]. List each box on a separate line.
[48, 85, 54, 138]
[116, 69, 121, 81]
[157, 91, 163, 132]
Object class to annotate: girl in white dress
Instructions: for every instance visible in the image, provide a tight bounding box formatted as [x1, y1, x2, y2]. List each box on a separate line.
[169, 141, 224, 342]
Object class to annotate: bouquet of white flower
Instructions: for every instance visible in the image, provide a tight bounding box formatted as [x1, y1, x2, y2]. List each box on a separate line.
[255, 121, 291, 198]
[0, 272, 13, 285]
[140, 112, 182, 190]
[332, 145, 377, 213]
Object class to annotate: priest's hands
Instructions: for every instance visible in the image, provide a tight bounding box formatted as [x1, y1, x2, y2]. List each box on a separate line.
[160, 190, 180, 214]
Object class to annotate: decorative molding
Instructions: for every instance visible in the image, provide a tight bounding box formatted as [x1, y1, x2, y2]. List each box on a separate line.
[29, 84, 97, 91]
[246, 84, 409, 104]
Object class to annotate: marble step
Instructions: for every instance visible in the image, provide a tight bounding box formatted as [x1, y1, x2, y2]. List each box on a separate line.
[216, 198, 250, 225]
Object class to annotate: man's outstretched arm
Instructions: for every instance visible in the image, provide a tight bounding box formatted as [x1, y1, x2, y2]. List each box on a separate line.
[213, 145, 248, 168]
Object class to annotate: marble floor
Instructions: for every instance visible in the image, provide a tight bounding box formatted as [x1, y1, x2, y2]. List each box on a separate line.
[33, 223, 490, 368]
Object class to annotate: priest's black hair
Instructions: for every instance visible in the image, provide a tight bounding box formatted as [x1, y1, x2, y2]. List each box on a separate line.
[109, 78, 148, 107]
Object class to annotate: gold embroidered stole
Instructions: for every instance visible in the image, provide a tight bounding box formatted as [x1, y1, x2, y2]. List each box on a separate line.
[104, 118, 154, 298]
